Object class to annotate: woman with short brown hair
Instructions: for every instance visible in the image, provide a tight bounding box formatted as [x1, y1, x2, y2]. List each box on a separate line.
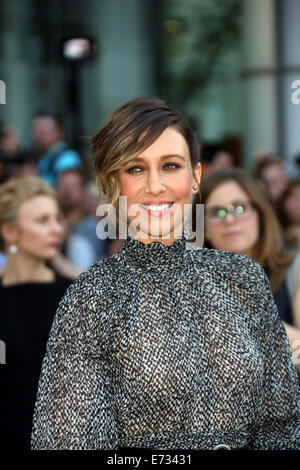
[31, 98, 300, 450]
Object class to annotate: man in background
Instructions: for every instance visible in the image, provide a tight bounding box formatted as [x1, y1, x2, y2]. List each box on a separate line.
[32, 111, 81, 187]
[56, 169, 108, 267]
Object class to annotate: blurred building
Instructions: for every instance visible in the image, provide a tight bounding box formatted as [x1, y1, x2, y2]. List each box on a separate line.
[243, 0, 300, 169]
[0, 0, 157, 158]
[1, 0, 300, 169]
[161, 0, 300, 169]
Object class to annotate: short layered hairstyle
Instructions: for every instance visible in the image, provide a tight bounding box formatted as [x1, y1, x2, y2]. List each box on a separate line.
[91, 97, 201, 215]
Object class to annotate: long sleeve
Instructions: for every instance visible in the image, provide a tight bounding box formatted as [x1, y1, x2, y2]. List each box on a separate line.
[250, 266, 300, 450]
[31, 275, 119, 450]
[31, 239, 300, 450]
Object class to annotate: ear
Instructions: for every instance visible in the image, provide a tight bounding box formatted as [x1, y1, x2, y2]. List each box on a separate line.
[193, 162, 202, 185]
[1, 222, 19, 247]
[192, 163, 202, 193]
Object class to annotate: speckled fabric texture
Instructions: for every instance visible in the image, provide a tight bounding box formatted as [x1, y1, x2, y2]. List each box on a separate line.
[31, 235, 300, 450]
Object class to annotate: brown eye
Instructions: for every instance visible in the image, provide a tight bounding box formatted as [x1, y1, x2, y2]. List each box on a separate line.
[38, 217, 48, 223]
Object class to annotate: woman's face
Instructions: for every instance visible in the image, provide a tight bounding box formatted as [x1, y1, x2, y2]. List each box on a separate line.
[119, 126, 201, 245]
[283, 185, 300, 224]
[10, 195, 63, 259]
[261, 163, 288, 202]
[204, 181, 260, 257]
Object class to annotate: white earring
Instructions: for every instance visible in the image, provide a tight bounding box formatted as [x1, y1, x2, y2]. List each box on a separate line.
[9, 245, 18, 254]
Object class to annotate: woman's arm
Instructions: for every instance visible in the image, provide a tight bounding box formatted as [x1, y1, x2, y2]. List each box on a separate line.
[284, 322, 300, 373]
[292, 259, 300, 329]
[250, 267, 300, 450]
[31, 273, 118, 450]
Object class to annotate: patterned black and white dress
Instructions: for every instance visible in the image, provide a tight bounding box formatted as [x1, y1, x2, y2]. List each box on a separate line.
[31, 235, 300, 450]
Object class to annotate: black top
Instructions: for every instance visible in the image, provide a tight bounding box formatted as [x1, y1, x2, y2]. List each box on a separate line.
[274, 280, 294, 325]
[31, 236, 300, 450]
[0, 272, 72, 449]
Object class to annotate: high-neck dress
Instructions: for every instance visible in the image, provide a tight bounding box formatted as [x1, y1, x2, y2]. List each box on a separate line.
[31, 235, 300, 450]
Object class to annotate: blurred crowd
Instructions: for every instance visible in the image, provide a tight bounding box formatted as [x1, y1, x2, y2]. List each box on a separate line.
[200, 146, 300, 375]
[0, 111, 123, 277]
[2, 113, 300, 322]
[1, 111, 300, 449]
[0, 111, 125, 449]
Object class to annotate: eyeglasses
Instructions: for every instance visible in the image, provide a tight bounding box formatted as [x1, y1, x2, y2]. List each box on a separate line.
[205, 201, 255, 224]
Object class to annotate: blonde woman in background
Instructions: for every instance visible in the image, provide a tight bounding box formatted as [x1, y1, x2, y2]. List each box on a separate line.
[0, 175, 72, 449]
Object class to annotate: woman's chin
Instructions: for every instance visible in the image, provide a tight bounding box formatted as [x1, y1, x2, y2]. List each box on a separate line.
[38, 248, 60, 260]
[130, 225, 178, 242]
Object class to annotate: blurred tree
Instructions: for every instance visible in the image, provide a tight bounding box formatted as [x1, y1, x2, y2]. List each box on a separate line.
[161, 0, 241, 112]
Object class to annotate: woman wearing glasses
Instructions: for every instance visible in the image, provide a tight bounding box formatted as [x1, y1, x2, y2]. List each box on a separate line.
[201, 167, 300, 371]
[31, 98, 300, 450]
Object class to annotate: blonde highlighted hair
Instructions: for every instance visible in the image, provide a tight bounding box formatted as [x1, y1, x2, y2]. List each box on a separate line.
[90, 97, 201, 217]
[0, 175, 56, 251]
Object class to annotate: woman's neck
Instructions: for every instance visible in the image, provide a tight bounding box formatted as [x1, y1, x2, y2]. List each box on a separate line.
[132, 228, 184, 247]
[1, 251, 55, 286]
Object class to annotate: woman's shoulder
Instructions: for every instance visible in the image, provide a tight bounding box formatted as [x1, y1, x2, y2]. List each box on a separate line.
[57, 256, 118, 299]
[190, 248, 276, 329]
[189, 247, 271, 300]
[46, 257, 127, 350]
[190, 246, 264, 279]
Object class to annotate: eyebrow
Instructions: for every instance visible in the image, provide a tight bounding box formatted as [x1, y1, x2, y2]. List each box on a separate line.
[206, 199, 251, 209]
[132, 154, 186, 163]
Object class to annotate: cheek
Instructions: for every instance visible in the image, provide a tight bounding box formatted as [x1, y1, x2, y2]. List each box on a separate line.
[119, 175, 140, 200]
[205, 224, 222, 244]
[173, 175, 192, 199]
[164, 172, 193, 203]
[19, 224, 47, 245]
[248, 213, 260, 241]
[119, 173, 193, 201]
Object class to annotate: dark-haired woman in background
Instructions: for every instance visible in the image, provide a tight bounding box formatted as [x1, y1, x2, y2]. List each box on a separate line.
[252, 154, 289, 210]
[201, 167, 300, 372]
[278, 179, 300, 251]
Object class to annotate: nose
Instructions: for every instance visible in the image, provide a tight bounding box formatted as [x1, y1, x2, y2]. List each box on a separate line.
[50, 219, 63, 236]
[223, 212, 236, 223]
[145, 168, 166, 194]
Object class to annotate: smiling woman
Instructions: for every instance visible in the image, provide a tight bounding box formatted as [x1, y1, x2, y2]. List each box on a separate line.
[118, 126, 200, 244]
[31, 98, 300, 450]
[201, 167, 300, 371]
[91, 97, 201, 245]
